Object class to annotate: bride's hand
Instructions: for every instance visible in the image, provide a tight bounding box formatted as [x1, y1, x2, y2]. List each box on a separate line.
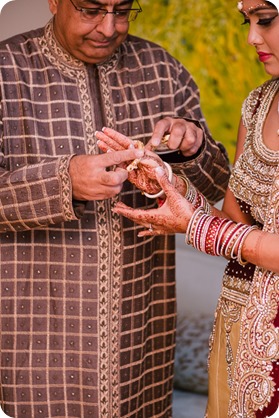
[96, 127, 168, 195]
[112, 166, 195, 236]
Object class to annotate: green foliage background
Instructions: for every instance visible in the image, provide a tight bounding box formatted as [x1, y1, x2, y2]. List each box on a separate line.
[130, 0, 267, 162]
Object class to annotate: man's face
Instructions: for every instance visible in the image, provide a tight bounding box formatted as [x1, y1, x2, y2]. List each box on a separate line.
[48, 0, 133, 64]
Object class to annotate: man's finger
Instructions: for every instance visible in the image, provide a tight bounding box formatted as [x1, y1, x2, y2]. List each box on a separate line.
[103, 148, 144, 168]
[180, 127, 203, 156]
[101, 127, 133, 148]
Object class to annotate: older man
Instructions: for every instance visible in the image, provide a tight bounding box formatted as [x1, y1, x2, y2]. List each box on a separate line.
[0, 0, 230, 417]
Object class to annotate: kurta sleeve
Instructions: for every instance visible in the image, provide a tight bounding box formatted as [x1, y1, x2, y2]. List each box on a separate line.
[163, 61, 230, 204]
[0, 104, 78, 232]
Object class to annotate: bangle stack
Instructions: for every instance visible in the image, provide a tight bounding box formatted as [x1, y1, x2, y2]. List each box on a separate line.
[177, 175, 212, 214]
[186, 208, 258, 265]
[144, 162, 173, 199]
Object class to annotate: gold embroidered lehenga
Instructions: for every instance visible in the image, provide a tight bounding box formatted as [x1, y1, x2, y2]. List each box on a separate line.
[206, 78, 279, 418]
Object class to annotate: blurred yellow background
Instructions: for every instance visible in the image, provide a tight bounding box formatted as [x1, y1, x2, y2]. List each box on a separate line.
[130, 0, 267, 162]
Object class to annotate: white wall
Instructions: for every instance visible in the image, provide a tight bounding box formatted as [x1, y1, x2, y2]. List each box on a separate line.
[0, 0, 51, 40]
[175, 199, 226, 319]
[176, 234, 226, 318]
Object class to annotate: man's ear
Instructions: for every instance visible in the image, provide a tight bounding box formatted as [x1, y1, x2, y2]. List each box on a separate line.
[48, 0, 59, 15]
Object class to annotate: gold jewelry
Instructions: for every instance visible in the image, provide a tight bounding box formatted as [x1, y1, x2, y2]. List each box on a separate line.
[127, 134, 171, 171]
[248, 3, 270, 12]
[127, 140, 145, 172]
[177, 175, 212, 214]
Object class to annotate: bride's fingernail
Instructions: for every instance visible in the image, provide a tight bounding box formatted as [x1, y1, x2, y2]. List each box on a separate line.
[135, 149, 144, 157]
[155, 166, 165, 174]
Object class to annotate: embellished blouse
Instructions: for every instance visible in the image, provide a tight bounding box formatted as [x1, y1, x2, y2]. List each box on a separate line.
[227, 78, 279, 417]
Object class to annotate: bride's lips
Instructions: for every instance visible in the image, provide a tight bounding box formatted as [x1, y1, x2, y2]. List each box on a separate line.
[257, 51, 273, 62]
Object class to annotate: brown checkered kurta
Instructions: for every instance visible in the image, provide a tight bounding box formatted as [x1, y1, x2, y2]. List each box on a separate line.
[0, 20, 229, 418]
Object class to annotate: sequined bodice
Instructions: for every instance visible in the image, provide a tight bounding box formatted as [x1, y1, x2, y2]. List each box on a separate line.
[229, 79, 279, 225]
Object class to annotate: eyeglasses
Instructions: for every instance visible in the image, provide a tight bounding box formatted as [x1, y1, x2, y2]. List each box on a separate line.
[68, 0, 142, 23]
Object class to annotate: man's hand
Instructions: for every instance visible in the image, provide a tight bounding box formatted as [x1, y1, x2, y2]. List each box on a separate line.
[96, 128, 168, 195]
[69, 148, 144, 201]
[147, 117, 204, 157]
